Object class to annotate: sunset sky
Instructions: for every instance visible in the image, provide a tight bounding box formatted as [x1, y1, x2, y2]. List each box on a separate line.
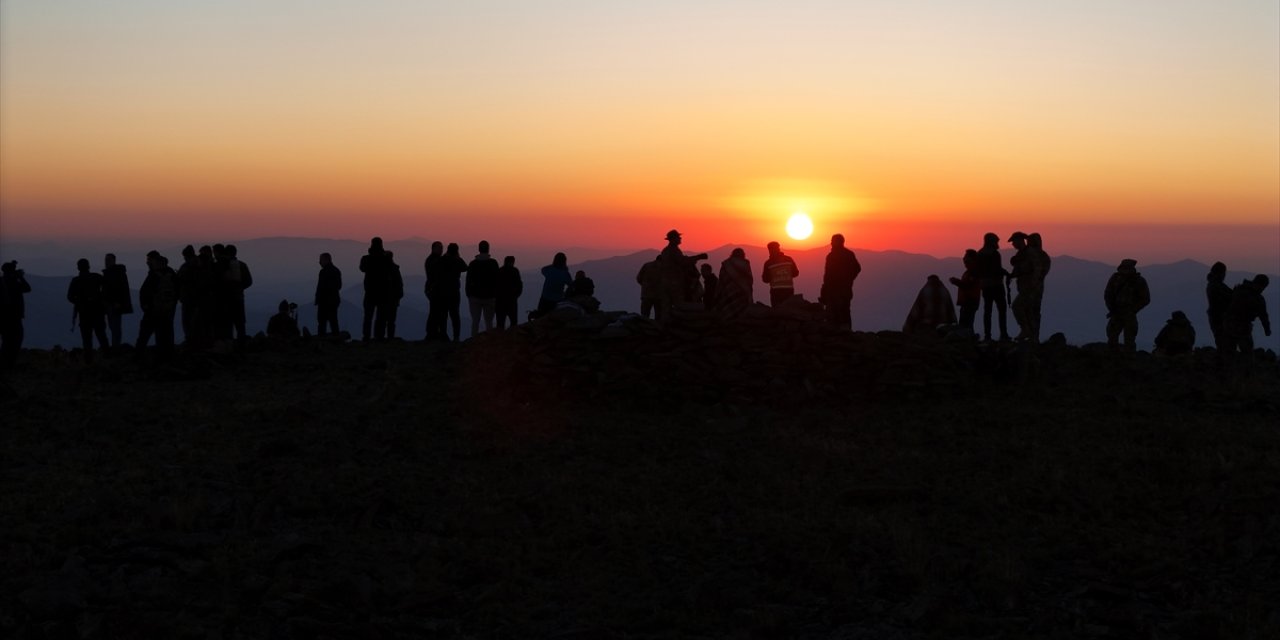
[1, 1, 1277, 270]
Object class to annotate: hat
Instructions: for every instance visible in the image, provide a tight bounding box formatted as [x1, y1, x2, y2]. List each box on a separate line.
[665, 229, 681, 241]
[1119, 258, 1138, 269]
[1008, 231, 1028, 242]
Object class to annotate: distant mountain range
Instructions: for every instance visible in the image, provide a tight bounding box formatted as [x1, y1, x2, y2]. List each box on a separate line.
[7, 237, 1277, 352]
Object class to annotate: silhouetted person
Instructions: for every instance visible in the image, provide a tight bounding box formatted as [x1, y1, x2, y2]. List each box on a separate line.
[820, 233, 861, 329]
[636, 256, 662, 319]
[438, 243, 468, 340]
[976, 232, 1010, 341]
[360, 237, 391, 341]
[715, 248, 754, 317]
[189, 245, 218, 346]
[385, 250, 404, 339]
[424, 241, 446, 340]
[176, 245, 204, 346]
[1221, 274, 1272, 355]
[904, 275, 958, 335]
[222, 244, 252, 342]
[950, 249, 981, 334]
[762, 241, 800, 307]
[466, 241, 500, 337]
[67, 258, 109, 360]
[102, 253, 133, 347]
[137, 251, 179, 358]
[657, 230, 708, 320]
[496, 256, 523, 329]
[700, 263, 718, 310]
[315, 252, 342, 336]
[1103, 258, 1150, 351]
[1205, 261, 1232, 350]
[267, 299, 301, 339]
[1007, 232, 1037, 342]
[1027, 232, 1051, 341]
[536, 252, 572, 318]
[0, 261, 31, 369]
[1154, 311, 1195, 356]
[567, 270, 596, 298]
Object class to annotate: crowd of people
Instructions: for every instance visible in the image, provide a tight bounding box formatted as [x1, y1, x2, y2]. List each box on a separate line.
[0, 230, 1273, 370]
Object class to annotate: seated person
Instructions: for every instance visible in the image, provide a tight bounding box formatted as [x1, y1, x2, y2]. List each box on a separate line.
[1153, 310, 1195, 355]
[266, 299, 300, 339]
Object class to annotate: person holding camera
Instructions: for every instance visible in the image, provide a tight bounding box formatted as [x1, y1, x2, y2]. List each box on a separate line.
[1, 260, 32, 368]
[267, 299, 301, 339]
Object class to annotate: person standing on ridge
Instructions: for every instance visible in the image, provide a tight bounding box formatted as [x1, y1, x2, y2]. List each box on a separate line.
[359, 237, 390, 341]
[700, 263, 719, 311]
[466, 240, 500, 337]
[762, 241, 800, 307]
[0, 261, 32, 369]
[438, 243, 469, 340]
[1103, 258, 1151, 351]
[137, 251, 179, 359]
[1204, 261, 1233, 350]
[384, 250, 404, 339]
[1007, 231, 1037, 341]
[102, 253, 133, 348]
[67, 258, 109, 361]
[657, 230, 707, 320]
[424, 241, 446, 340]
[950, 249, 981, 335]
[976, 232, 1010, 342]
[1027, 232, 1051, 342]
[820, 233, 861, 330]
[315, 252, 342, 337]
[1221, 274, 1272, 356]
[495, 256, 523, 329]
[716, 248, 753, 318]
[636, 255, 663, 319]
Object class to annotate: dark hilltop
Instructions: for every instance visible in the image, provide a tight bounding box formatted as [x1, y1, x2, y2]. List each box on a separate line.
[2, 303, 1278, 639]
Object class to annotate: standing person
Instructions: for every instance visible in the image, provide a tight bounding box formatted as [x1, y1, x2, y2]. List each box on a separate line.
[716, 248, 754, 317]
[466, 240, 500, 337]
[67, 258, 110, 361]
[1205, 261, 1233, 350]
[762, 241, 800, 307]
[222, 244, 253, 342]
[136, 251, 179, 359]
[1007, 232, 1035, 341]
[536, 252, 572, 318]
[976, 232, 1010, 342]
[819, 233, 861, 330]
[1103, 258, 1151, 351]
[315, 252, 343, 337]
[0, 261, 32, 369]
[903, 275, 958, 335]
[102, 253, 133, 347]
[950, 249, 981, 335]
[700, 263, 719, 311]
[656, 230, 708, 320]
[636, 256, 662, 319]
[385, 251, 404, 339]
[1027, 232, 1051, 341]
[1221, 275, 1272, 355]
[495, 256, 523, 330]
[175, 245, 203, 346]
[423, 241, 446, 340]
[438, 243, 469, 340]
[359, 237, 390, 341]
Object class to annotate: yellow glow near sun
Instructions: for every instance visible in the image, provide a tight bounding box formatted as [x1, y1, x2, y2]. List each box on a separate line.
[786, 212, 814, 240]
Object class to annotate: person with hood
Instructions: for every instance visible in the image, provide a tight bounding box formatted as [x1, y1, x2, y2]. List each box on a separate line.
[976, 232, 1010, 342]
[1204, 261, 1233, 350]
[535, 252, 572, 318]
[495, 256, 523, 329]
[820, 233, 861, 329]
[0, 261, 32, 368]
[466, 240, 500, 337]
[315, 252, 342, 337]
[1103, 258, 1151, 351]
[762, 241, 800, 307]
[636, 255, 663, 319]
[1153, 311, 1195, 356]
[137, 250, 179, 357]
[1221, 274, 1272, 355]
[67, 258, 109, 360]
[716, 248, 753, 318]
[903, 275, 958, 335]
[950, 249, 981, 334]
[102, 253, 133, 347]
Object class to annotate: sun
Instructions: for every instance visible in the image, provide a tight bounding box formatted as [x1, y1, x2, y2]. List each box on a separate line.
[786, 212, 814, 240]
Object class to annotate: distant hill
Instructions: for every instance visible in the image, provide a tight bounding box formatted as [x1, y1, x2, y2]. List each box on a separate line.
[7, 238, 1277, 351]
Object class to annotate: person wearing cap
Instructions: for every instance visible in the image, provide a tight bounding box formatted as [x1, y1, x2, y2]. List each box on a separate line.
[1221, 274, 1272, 355]
[1153, 310, 1195, 356]
[1007, 231, 1037, 342]
[820, 233, 861, 329]
[762, 241, 800, 307]
[657, 229, 707, 320]
[1204, 261, 1233, 350]
[1103, 258, 1150, 351]
[976, 233, 1010, 341]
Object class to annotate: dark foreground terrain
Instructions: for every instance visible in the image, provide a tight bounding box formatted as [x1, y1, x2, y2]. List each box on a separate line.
[3, 305, 1278, 639]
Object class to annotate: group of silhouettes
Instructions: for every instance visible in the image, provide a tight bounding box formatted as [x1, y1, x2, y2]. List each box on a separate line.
[0, 230, 1273, 370]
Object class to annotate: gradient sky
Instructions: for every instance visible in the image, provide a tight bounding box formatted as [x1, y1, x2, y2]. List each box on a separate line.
[2, 1, 1277, 269]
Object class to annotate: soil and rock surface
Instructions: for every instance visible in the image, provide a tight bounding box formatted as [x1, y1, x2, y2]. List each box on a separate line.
[3, 303, 1278, 639]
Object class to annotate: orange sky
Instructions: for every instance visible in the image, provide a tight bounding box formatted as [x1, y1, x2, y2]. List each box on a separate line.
[1, 2, 1277, 269]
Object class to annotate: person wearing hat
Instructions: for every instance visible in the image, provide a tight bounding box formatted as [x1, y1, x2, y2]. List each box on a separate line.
[1221, 274, 1272, 355]
[1103, 258, 1150, 351]
[1153, 310, 1195, 356]
[1006, 232, 1034, 341]
[657, 229, 707, 320]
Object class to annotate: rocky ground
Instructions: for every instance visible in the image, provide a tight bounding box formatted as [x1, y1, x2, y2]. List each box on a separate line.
[2, 303, 1278, 639]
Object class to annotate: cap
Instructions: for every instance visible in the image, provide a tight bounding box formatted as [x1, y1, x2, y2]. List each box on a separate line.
[1008, 231, 1028, 242]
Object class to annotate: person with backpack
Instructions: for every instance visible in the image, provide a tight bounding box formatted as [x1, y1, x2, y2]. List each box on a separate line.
[1221, 274, 1272, 356]
[222, 244, 253, 343]
[102, 253, 133, 347]
[1103, 258, 1151, 351]
[67, 258, 110, 360]
[137, 250, 180, 358]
